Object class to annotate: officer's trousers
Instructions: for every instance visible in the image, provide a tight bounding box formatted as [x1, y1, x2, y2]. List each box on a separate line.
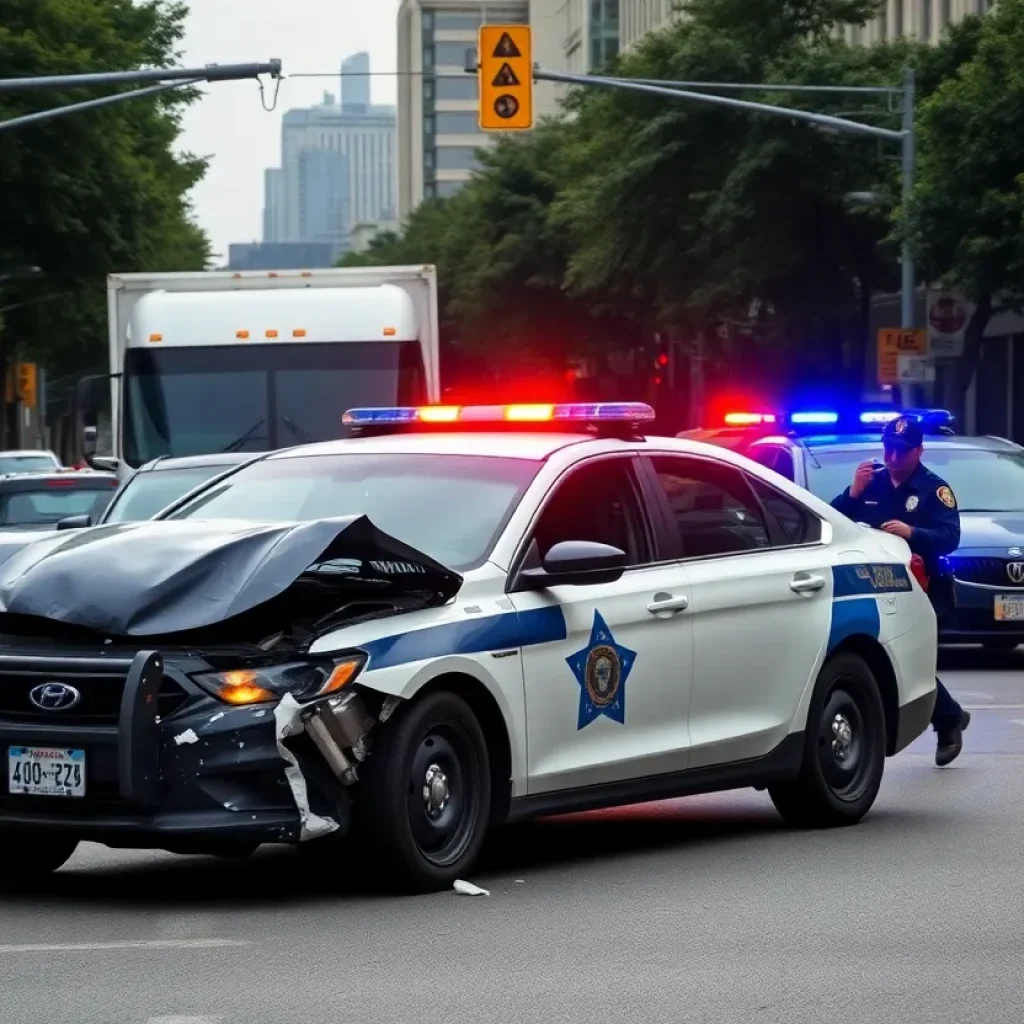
[932, 677, 963, 733]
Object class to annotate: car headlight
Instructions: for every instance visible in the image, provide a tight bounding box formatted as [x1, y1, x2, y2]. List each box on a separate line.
[191, 655, 366, 706]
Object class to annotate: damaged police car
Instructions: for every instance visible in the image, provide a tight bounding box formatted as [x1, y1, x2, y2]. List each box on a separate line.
[0, 404, 939, 893]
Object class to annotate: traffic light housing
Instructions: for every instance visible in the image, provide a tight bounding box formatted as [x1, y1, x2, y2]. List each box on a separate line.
[16, 362, 36, 409]
[478, 24, 533, 132]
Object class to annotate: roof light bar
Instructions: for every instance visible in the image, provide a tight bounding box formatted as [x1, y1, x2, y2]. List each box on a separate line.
[723, 411, 776, 426]
[790, 411, 839, 425]
[341, 402, 656, 427]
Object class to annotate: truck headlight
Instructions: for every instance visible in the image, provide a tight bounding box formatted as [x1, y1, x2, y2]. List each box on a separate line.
[192, 655, 366, 706]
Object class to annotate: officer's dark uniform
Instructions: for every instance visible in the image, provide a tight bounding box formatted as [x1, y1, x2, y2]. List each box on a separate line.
[830, 415, 969, 760]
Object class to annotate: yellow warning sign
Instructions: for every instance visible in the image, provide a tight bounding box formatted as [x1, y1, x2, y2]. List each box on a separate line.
[478, 25, 532, 132]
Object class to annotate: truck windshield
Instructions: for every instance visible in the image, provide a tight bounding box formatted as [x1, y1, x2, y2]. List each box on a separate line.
[122, 341, 427, 467]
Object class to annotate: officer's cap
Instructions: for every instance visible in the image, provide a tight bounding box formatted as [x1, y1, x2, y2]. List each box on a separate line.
[882, 415, 924, 451]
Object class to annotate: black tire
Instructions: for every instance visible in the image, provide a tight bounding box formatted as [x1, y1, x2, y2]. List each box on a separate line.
[353, 690, 491, 893]
[768, 652, 886, 829]
[0, 835, 78, 884]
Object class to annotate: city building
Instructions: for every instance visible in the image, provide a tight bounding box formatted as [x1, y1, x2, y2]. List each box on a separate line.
[261, 53, 397, 261]
[615, 0, 993, 51]
[397, 0, 538, 218]
[226, 242, 336, 271]
[350, 221, 402, 254]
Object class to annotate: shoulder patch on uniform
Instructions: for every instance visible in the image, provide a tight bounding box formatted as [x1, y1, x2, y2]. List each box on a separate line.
[937, 485, 956, 508]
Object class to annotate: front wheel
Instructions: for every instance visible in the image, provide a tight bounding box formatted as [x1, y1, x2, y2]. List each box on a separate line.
[768, 652, 886, 829]
[354, 690, 492, 893]
[0, 835, 79, 886]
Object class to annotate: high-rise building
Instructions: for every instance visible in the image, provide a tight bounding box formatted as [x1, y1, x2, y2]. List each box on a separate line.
[616, 0, 992, 51]
[341, 51, 372, 112]
[397, 0, 540, 218]
[261, 57, 397, 261]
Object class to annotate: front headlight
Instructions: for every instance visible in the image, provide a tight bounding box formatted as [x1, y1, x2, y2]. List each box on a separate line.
[191, 655, 366, 706]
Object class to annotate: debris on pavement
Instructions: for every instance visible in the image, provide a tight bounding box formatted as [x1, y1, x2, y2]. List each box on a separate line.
[453, 879, 490, 896]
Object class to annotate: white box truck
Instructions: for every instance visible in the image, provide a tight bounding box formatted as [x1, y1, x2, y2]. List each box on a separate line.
[80, 265, 440, 472]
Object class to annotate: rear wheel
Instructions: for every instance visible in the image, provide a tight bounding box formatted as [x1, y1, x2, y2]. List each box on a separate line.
[769, 653, 886, 829]
[0, 835, 78, 885]
[354, 690, 491, 893]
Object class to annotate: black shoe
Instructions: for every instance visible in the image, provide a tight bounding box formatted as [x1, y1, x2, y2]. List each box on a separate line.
[936, 709, 971, 767]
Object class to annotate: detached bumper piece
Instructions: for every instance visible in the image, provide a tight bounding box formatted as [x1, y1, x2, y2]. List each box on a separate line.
[0, 649, 303, 852]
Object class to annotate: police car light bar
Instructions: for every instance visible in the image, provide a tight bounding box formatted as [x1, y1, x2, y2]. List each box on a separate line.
[859, 407, 954, 428]
[722, 411, 776, 426]
[790, 411, 839, 425]
[341, 402, 657, 427]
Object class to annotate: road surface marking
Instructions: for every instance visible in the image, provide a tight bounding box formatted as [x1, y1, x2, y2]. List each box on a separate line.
[147, 1017, 224, 1023]
[0, 939, 249, 954]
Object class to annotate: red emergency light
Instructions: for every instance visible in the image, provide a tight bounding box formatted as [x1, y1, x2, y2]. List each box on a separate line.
[722, 411, 777, 426]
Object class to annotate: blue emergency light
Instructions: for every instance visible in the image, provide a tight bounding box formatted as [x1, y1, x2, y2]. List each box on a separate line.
[718, 404, 956, 435]
[342, 402, 657, 428]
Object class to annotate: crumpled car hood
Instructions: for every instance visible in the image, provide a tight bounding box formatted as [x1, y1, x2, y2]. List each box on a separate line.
[0, 516, 462, 637]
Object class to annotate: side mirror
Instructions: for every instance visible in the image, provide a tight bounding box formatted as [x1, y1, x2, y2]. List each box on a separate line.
[57, 514, 92, 531]
[89, 455, 119, 473]
[82, 425, 97, 457]
[516, 540, 628, 590]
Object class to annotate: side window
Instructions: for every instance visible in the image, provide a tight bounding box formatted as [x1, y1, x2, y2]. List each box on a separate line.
[772, 447, 795, 481]
[531, 458, 650, 566]
[747, 445, 780, 471]
[649, 456, 771, 558]
[747, 475, 823, 546]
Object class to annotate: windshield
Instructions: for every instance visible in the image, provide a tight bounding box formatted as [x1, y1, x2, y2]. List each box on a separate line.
[103, 465, 235, 524]
[0, 484, 116, 528]
[122, 341, 428, 467]
[805, 447, 1024, 512]
[0, 455, 58, 475]
[165, 453, 539, 570]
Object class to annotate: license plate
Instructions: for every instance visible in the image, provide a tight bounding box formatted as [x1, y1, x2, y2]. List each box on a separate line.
[7, 746, 85, 797]
[994, 595, 1024, 621]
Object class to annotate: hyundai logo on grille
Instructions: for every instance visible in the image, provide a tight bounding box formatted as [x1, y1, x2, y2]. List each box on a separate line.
[1008, 562, 1024, 585]
[28, 683, 81, 711]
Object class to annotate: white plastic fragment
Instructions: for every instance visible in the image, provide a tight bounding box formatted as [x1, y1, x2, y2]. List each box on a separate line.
[273, 693, 340, 841]
[453, 879, 490, 897]
[173, 729, 199, 746]
[208, 712, 226, 723]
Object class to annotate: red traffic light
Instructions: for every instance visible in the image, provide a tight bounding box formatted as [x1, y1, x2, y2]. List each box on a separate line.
[656, 353, 669, 366]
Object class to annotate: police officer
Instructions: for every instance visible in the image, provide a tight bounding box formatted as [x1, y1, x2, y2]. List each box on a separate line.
[831, 414, 970, 766]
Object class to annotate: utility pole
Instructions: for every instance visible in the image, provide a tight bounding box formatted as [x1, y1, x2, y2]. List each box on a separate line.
[0, 60, 282, 132]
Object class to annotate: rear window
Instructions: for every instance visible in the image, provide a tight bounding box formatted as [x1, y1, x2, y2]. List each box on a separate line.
[0, 484, 116, 528]
[0, 455, 58, 475]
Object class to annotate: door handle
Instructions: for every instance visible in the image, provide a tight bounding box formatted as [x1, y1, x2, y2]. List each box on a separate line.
[646, 594, 689, 614]
[790, 574, 826, 594]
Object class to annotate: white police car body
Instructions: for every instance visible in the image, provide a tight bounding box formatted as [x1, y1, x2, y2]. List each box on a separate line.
[0, 403, 937, 893]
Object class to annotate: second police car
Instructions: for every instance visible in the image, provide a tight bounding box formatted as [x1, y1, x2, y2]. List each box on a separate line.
[0, 403, 937, 893]
[683, 406, 1024, 650]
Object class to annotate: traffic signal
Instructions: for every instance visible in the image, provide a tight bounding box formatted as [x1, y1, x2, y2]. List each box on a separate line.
[652, 338, 670, 386]
[478, 24, 533, 132]
[16, 362, 36, 409]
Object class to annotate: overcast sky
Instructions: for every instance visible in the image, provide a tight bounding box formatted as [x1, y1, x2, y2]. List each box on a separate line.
[177, 0, 400, 262]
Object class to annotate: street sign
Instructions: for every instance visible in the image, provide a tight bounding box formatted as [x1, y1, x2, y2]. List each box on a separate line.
[927, 290, 971, 358]
[478, 25, 532, 132]
[897, 354, 936, 383]
[877, 328, 927, 385]
[16, 362, 36, 409]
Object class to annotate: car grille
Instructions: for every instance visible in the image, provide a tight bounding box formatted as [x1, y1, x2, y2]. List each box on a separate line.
[951, 557, 1024, 588]
[0, 667, 189, 726]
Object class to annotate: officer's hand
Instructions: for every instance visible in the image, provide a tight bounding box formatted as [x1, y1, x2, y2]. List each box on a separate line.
[850, 461, 877, 498]
[881, 520, 913, 540]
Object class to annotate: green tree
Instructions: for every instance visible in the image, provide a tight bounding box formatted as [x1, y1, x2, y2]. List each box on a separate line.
[0, 0, 210, 393]
[906, 0, 1024, 402]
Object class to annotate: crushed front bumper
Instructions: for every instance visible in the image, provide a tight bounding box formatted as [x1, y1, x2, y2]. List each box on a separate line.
[0, 648, 374, 853]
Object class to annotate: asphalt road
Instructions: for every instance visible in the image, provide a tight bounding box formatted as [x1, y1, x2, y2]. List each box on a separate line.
[2, 648, 1023, 1024]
